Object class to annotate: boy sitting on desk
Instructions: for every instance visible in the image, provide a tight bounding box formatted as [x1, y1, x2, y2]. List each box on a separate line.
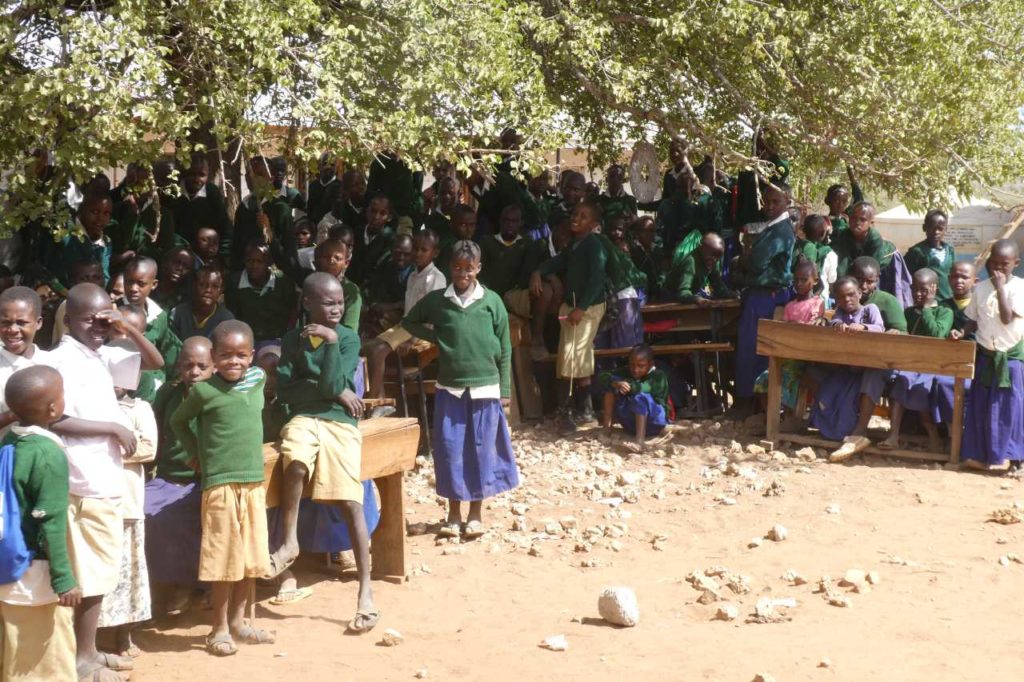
[663, 233, 737, 305]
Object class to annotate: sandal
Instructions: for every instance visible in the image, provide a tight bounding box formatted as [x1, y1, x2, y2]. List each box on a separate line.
[829, 435, 871, 462]
[262, 551, 296, 580]
[97, 653, 133, 672]
[347, 608, 381, 634]
[77, 665, 122, 682]
[205, 632, 237, 657]
[269, 586, 313, 606]
[437, 522, 461, 538]
[463, 520, 485, 539]
[232, 624, 276, 645]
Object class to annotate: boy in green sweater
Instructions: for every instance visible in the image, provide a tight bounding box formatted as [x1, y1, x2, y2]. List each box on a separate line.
[0, 366, 80, 681]
[904, 209, 956, 301]
[348, 194, 395, 287]
[170, 320, 272, 656]
[665, 233, 736, 304]
[269, 273, 378, 634]
[597, 345, 670, 453]
[226, 242, 298, 343]
[531, 200, 608, 433]
[831, 202, 896, 277]
[852, 256, 908, 332]
[480, 203, 531, 298]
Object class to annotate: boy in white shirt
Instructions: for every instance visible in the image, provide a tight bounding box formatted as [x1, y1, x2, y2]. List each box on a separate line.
[0, 287, 49, 435]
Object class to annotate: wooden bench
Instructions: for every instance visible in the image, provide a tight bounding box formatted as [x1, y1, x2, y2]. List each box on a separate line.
[262, 417, 420, 579]
[756, 319, 976, 463]
[642, 299, 741, 341]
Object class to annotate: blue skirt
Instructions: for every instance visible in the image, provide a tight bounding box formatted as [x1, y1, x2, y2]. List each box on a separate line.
[808, 366, 862, 441]
[267, 480, 380, 554]
[143, 478, 202, 586]
[595, 296, 644, 350]
[930, 375, 971, 424]
[432, 390, 519, 501]
[891, 371, 937, 413]
[962, 354, 1024, 465]
[613, 392, 667, 437]
[736, 288, 792, 397]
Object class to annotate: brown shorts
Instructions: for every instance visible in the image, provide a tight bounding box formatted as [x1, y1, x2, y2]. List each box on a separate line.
[67, 495, 122, 598]
[280, 417, 363, 503]
[199, 483, 270, 582]
[556, 302, 606, 378]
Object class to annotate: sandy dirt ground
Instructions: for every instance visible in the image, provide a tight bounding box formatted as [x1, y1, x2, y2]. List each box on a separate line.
[132, 419, 1024, 681]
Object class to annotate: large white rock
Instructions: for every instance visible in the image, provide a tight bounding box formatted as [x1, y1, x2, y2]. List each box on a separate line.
[598, 587, 640, 627]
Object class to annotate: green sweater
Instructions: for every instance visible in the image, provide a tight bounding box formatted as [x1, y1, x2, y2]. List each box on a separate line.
[231, 196, 293, 272]
[630, 242, 665, 295]
[341, 277, 362, 332]
[905, 305, 953, 338]
[277, 324, 360, 427]
[152, 382, 197, 484]
[1, 431, 76, 595]
[480, 235, 531, 296]
[597, 366, 669, 410]
[833, 227, 896, 277]
[173, 183, 233, 248]
[666, 253, 730, 303]
[904, 240, 955, 301]
[866, 290, 908, 332]
[141, 307, 182, 402]
[940, 296, 972, 337]
[402, 286, 512, 398]
[349, 226, 395, 287]
[226, 272, 298, 342]
[170, 367, 266, 490]
[539, 232, 607, 309]
[793, 239, 833, 275]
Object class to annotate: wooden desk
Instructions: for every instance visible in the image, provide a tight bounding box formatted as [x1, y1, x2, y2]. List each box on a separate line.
[263, 417, 420, 579]
[756, 320, 976, 463]
[642, 299, 741, 341]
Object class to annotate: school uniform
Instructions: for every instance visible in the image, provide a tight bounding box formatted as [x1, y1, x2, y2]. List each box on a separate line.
[595, 234, 646, 349]
[831, 227, 896, 278]
[307, 176, 339, 225]
[930, 296, 973, 423]
[45, 335, 139, 597]
[888, 306, 954, 417]
[630, 242, 665, 299]
[225, 270, 298, 343]
[665, 252, 730, 304]
[0, 426, 76, 682]
[656, 192, 710, 254]
[962, 277, 1024, 465]
[422, 210, 454, 248]
[168, 301, 235, 340]
[904, 240, 955, 300]
[793, 239, 837, 289]
[363, 259, 414, 336]
[598, 190, 638, 220]
[231, 194, 293, 272]
[865, 289, 908, 332]
[538, 232, 608, 379]
[402, 284, 518, 501]
[502, 238, 551, 319]
[341, 276, 362, 333]
[377, 262, 446, 350]
[736, 213, 795, 397]
[367, 153, 423, 228]
[110, 187, 178, 259]
[59, 224, 112, 285]
[98, 395, 156, 630]
[139, 299, 181, 403]
[170, 367, 269, 582]
[348, 225, 395, 287]
[598, 366, 670, 437]
[173, 182, 232, 249]
[0, 346, 49, 439]
[480, 234, 531, 297]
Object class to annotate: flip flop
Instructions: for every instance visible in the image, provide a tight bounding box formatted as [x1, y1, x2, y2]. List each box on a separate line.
[829, 435, 871, 462]
[77, 663, 122, 682]
[269, 586, 314, 606]
[205, 632, 237, 657]
[463, 520, 485, 539]
[262, 551, 296, 580]
[437, 522, 461, 538]
[347, 608, 381, 634]
[97, 653, 133, 672]
[875, 440, 897, 451]
[232, 625, 276, 645]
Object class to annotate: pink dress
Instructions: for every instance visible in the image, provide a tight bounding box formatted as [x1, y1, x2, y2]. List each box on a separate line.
[783, 296, 824, 324]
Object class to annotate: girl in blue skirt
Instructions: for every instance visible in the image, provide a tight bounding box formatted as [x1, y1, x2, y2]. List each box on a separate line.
[597, 344, 669, 453]
[401, 240, 518, 539]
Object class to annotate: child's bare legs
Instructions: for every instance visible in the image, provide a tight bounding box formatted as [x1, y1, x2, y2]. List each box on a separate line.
[850, 393, 875, 437]
[530, 278, 563, 359]
[364, 338, 392, 400]
[336, 500, 378, 631]
[115, 624, 139, 657]
[268, 460, 308, 573]
[77, 596, 131, 676]
[881, 403, 904, 449]
[446, 499, 462, 525]
[633, 413, 647, 452]
[830, 393, 876, 462]
[466, 500, 483, 525]
[601, 392, 615, 431]
[920, 411, 942, 452]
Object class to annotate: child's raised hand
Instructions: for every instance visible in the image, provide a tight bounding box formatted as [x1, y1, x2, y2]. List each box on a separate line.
[58, 586, 82, 608]
[991, 270, 1007, 290]
[300, 324, 338, 344]
[94, 308, 126, 333]
[337, 389, 364, 418]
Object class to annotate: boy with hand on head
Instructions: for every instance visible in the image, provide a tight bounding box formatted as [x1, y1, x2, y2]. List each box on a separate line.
[598, 344, 669, 453]
[531, 200, 608, 433]
[170, 320, 273, 655]
[904, 210, 955, 301]
[0, 366, 80, 682]
[169, 266, 234, 340]
[347, 194, 396, 287]
[0, 287, 50, 435]
[268, 273, 379, 633]
[46, 283, 163, 680]
[851, 256, 907, 332]
[362, 234, 415, 337]
[364, 230, 446, 406]
[665, 233, 736, 305]
[226, 241, 298, 344]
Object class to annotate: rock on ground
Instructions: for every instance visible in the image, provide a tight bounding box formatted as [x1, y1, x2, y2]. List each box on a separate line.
[598, 586, 640, 627]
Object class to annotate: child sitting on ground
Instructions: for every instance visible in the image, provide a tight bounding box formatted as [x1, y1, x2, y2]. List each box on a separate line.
[597, 344, 669, 453]
[793, 214, 837, 296]
[904, 210, 955, 302]
[226, 241, 297, 344]
[878, 268, 953, 452]
[0, 287, 50, 435]
[402, 240, 518, 539]
[267, 273, 379, 632]
[97, 306, 157, 658]
[169, 265, 234, 340]
[170, 320, 273, 656]
[0, 366, 80, 682]
[961, 240, 1024, 472]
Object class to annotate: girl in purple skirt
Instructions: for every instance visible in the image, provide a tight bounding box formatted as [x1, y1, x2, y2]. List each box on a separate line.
[401, 240, 518, 539]
[879, 268, 952, 452]
[962, 240, 1024, 471]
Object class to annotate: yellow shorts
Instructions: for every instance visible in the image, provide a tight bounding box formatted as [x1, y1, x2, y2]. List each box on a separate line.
[556, 302, 606, 379]
[377, 324, 413, 350]
[280, 417, 363, 503]
[0, 601, 75, 682]
[199, 483, 269, 582]
[503, 289, 533, 318]
[67, 495, 122, 598]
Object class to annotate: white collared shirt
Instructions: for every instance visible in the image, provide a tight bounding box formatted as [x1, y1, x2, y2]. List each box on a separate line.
[188, 184, 208, 200]
[238, 270, 277, 294]
[44, 335, 139, 498]
[966, 276, 1024, 352]
[435, 283, 501, 399]
[0, 345, 50, 436]
[405, 262, 446, 313]
[144, 298, 163, 324]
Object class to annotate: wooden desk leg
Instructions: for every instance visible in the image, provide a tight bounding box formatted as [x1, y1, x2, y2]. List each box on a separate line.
[765, 356, 782, 444]
[371, 472, 406, 579]
[710, 309, 722, 342]
[950, 377, 965, 465]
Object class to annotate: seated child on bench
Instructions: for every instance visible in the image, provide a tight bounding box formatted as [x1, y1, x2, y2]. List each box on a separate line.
[597, 344, 669, 453]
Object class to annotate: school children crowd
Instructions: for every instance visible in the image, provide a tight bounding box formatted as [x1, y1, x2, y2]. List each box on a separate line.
[0, 135, 1019, 681]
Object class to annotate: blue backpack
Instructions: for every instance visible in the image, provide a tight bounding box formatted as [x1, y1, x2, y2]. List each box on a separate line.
[0, 443, 31, 584]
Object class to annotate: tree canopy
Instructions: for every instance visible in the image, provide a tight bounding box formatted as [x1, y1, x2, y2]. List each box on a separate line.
[2, 0, 1023, 235]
